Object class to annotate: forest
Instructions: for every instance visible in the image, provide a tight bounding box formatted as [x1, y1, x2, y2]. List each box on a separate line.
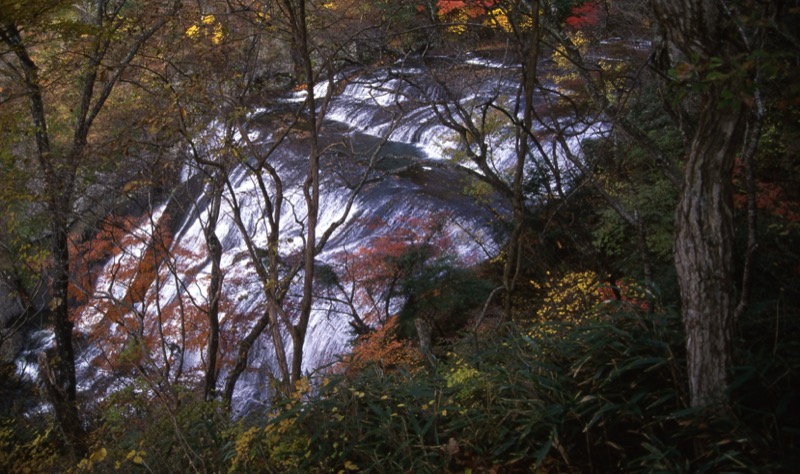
[1, 0, 798, 472]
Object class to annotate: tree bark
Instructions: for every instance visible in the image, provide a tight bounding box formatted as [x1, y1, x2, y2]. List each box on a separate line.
[674, 94, 746, 407]
[651, 0, 750, 408]
[203, 175, 224, 401]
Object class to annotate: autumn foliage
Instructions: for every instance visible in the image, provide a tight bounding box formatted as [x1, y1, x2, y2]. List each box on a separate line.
[342, 315, 424, 376]
[329, 214, 455, 327]
[68, 210, 220, 380]
[432, 0, 601, 31]
[565, 1, 600, 29]
[68, 216, 144, 306]
[531, 270, 651, 325]
[734, 160, 800, 224]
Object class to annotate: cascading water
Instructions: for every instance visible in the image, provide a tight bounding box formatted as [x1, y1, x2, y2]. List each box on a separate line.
[20, 51, 605, 414]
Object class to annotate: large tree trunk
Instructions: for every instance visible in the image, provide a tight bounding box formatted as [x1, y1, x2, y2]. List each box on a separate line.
[651, 0, 750, 408]
[674, 94, 746, 407]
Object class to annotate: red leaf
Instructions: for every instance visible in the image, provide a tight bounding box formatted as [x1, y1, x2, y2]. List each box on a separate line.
[565, 1, 599, 29]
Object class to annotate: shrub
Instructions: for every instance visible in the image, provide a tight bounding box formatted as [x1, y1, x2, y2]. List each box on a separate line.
[255, 307, 797, 472]
[78, 385, 234, 473]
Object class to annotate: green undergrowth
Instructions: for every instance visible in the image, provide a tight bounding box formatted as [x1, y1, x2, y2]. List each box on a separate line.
[3, 309, 797, 473]
[226, 310, 799, 473]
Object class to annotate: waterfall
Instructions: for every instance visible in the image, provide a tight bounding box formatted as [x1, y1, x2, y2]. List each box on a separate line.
[18, 52, 604, 413]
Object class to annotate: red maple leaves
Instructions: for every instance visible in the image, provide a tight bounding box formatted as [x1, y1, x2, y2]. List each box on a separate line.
[565, 1, 600, 29]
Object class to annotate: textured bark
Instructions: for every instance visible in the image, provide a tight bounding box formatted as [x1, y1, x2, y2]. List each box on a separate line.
[203, 176, 224, 401]
[652, 0, 749, 408]
[674, 96, 745, 407]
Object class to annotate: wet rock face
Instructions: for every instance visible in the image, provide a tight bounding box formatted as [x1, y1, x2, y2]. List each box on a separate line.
[1, 285, 23, 362]
[1, 285, 31, 418]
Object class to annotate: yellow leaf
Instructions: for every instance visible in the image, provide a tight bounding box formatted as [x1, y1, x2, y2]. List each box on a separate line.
[185, 24, 200, 38]
[344, 460, 359, 470]
[89, 447, 108, 462]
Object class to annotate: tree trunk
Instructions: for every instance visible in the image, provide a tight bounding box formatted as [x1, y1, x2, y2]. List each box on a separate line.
[651, 0, 751, 409]
[285, 0, 318, 387]
[203, 176, 224, 401]
[0, 20, 82, 450]
[503, 1, 540, 320]
[49, 217, 84, 449]
[674, 95, 746, 408]
[222, 310, 269, 407]
[2, 1, 180, 442]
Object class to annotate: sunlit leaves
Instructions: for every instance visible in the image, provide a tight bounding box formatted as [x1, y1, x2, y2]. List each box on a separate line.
[528, 270, 653, 342]
[530, 270, 603, 324]
[184, 14, 224, 45]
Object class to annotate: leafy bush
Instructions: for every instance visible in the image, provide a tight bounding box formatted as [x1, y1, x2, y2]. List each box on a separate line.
[238, 307, 797, 473]
[76, 385, 235, 473]
[0, 419, 60, 473]
[5, 305, 796, 472]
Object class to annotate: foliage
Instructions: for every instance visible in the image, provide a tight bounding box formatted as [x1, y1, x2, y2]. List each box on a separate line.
[395, 252, 493, 338]
[75, 386, 235, 473]
[585, 83, 684, 284]
[530, 269, 603, 322]
[326, 214, 491, 338]
[216, 308, 798, 472]
[342, 315, 425, 376]
[434, 0, 536, 37]
[564, 1, 600, 29]
[4, 294, 798, 472]
[0, 419, 60, 474]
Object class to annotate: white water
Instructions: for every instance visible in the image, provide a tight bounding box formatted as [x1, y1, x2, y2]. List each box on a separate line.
[20, 52, 604, 414]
